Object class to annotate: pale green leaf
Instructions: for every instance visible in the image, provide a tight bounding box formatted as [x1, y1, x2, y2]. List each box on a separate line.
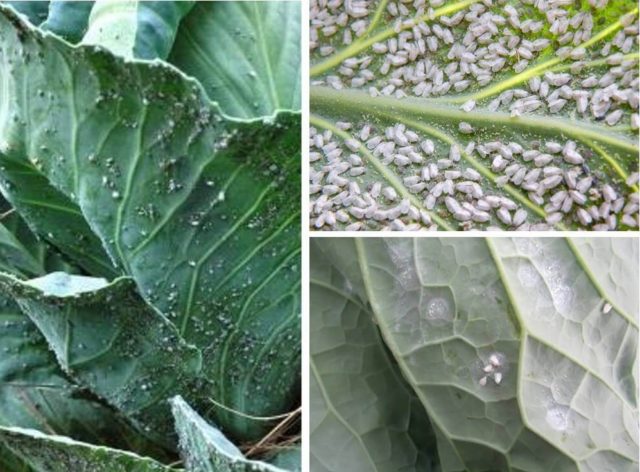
[349, 237, 638, 471]
[309, 0, 639, 231]
[132, 1, 194, 59]
[169, 1, 301, 118]
[311, 239, 437, 472]
[82, 0, 194, 59]
[569, 238, 639, 320]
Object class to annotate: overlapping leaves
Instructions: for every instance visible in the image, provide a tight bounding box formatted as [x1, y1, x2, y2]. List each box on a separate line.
[0, 1, 300, 470]
[311, 237, 639, 471]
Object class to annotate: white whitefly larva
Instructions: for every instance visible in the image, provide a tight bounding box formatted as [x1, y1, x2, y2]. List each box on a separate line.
[309, 1, 639, 231]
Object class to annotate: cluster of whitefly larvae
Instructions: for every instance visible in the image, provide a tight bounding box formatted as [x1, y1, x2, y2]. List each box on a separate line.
[310, 123, 639, 230]
[310, 0, 639, 230]
[479, 352, 505, 386]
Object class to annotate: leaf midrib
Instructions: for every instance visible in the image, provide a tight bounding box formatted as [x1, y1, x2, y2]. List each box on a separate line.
[311, 86, 638, 157]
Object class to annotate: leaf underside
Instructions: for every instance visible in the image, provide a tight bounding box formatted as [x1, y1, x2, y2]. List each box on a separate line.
[310, 239, 438, 472]
[310, 0, 639, 231]
[310, 237, 639, 472]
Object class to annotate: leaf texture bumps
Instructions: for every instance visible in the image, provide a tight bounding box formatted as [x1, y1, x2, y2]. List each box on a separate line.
[311, 239, 439, 472]
[311, 237, 639, 472]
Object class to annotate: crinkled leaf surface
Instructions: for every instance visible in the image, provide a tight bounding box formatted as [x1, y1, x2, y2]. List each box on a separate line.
[40, 0, 93, 42]
[0, 4, 300, 441]
[309, 0, 639, 231]
[310, 239, 437, 472]
[350, 237, 638, 471]
[170, 396, 286, 472]
[82, 0, 194, 59]
[0, 272, 203, 450]
[0, 426, 177, 472]
[169, 1, 301, 118]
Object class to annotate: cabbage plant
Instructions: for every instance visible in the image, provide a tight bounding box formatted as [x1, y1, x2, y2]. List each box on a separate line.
[310, 0, 639, 231]
[0, 1, 301, 470]
[311, 237, 638, 471]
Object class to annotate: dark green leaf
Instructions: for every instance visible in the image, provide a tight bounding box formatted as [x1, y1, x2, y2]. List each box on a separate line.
[3, 1, 48, 25]
[0, 272, 203, 449]
[0, 426, 177, 472]
[0, 290, 172, 463]
[0, 196, 79, 276]
[0, 442, 33, 472]
[0, 153, 119, 278]
[0, 5, 301, 442]
[0, 222, 43, 277]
